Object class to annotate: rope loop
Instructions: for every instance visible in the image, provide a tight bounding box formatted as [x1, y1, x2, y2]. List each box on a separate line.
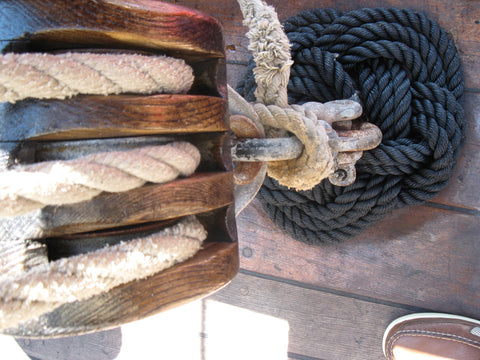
[253, 103, 334, 190]
[237, 7, 466, 244]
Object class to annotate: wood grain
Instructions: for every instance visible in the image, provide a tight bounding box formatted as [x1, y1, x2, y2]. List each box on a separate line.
[0, 95, 228, 141]
[9, 272, 410, 359]
[0, 0, 240, 339]
[237, 200, 480, 319]
[0, 172, 234, 239]
[210, 273, 411, 360]
[5, 241, 239, 338]
[428, 92, 480, 210]
[0, 0, 224, 59]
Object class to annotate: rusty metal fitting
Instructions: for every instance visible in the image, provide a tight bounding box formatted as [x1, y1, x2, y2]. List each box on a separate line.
[230, 114, 266, 186]
[231, 119, 382, 187]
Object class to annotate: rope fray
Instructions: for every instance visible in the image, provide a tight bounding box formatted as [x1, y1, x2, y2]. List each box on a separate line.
[0, 52, 194, 103]
[238, 0, 293, 107]
[0, 142, 201, 217]
[0, 216, 207, 331]
[236, 0, 337, 190]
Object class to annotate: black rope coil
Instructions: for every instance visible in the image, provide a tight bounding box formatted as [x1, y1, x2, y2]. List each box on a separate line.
[237, 8, 466, 244]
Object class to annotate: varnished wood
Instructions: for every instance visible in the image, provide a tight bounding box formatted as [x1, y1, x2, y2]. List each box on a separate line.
[0, 0, 224, 59]
[0, 95, 228, 141]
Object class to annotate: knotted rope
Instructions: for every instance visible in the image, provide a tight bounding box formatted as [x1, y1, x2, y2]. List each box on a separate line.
[0, 142, 200, 217]
[0, 53, 193, 103]
[235, 0, 342, 190]
[237, 7, 466, 244]
[0, 216, 206, 331]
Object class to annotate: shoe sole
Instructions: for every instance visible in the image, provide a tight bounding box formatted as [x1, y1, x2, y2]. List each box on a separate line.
[382, 312, 480, 357]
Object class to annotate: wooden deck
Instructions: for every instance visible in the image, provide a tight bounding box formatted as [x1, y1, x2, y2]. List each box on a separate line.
[0, 0, 479, 359]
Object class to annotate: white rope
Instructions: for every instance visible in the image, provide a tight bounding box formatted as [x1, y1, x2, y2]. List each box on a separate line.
[0, 53, 194, 103]
[0, 141, 201, 217]
[0, 216, 206, 330]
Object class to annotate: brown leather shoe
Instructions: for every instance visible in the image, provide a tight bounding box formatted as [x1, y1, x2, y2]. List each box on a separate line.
[383, 313, 480, 359]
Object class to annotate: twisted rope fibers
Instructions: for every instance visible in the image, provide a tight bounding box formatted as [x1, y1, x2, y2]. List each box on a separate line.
[237, 8, 466, 244]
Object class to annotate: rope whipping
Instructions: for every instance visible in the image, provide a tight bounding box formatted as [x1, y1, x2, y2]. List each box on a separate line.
[237, 7, 466, 244]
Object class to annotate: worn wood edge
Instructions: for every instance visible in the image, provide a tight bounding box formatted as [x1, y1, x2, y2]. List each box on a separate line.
[0, 0, 224, 58]
[3, 241, 239, 338]
[0, 95, 228, 141]
[41, 172, 234, 237]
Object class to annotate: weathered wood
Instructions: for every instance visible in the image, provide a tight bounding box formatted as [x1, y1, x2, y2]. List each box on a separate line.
[0, 0, 224, 59]
[434, 91, 480, 210]
[0, 172, 234, 239]
[7, 272, 410, 359]
[0, 0, 238, 338]
[211, 273, 412, 360]
[0, 95, 228, 141]
[237, 200, 480, 319]
[5, 240, 239, 337]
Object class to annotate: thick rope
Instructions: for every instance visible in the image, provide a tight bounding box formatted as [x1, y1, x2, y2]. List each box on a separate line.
[237, 0, 293, 107]
[0, 53, 194, 103]
[237, 7, 466, 244]
[236, 0, 336, 190]
[0, 141, 200, 217]
[252, 103, 333, 189]
[0, 51, 203, 331]
[0, 216, 206, 331]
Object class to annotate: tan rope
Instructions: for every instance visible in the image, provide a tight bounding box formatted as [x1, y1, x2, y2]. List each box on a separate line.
[253, 103, 334, 190]
[0, 142, 200, 217]
[237, 0, 292, 107]
[0, 216, 206, 331]
[0, 53, 194, 103]
[236, 0, 342, 190]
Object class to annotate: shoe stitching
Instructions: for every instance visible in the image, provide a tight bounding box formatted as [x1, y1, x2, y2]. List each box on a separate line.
[387, 329, 480, 359]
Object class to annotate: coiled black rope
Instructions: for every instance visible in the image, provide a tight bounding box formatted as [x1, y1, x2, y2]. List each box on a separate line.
[237, 8, 466, 244]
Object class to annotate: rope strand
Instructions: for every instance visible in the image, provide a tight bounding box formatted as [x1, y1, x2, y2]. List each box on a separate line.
[0, 142, 200, 217]
[0, 216, 206, 331]
[0, 53, 194, 103]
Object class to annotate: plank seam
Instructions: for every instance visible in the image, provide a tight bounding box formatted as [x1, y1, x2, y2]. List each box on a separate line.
[464, 88, 480, 93]
[288, 352, 326, 360]
[425, 202, 480, 216]
[238, 269, 431, 312]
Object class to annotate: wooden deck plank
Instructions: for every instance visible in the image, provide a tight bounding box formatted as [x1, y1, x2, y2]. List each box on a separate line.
[210, 273, 413, 360]
[237, 200, 480, 319]
[6, 273, 413, 360]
